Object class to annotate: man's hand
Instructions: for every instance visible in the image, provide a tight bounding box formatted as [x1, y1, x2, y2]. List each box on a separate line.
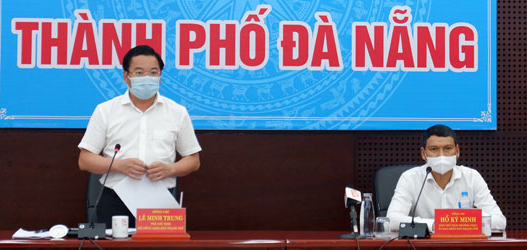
[115, 158, 147, 180]
[146, 162, 174, 181]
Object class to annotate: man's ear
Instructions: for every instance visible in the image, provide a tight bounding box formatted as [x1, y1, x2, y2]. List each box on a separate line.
[123, 71, 131, 87]
[421, 147, 427, 161]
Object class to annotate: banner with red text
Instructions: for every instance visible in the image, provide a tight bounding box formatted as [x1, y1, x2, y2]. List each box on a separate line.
[0, 0, 496, 130]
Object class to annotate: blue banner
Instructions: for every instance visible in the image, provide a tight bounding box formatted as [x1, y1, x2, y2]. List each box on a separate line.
[0, 0, 496, 130]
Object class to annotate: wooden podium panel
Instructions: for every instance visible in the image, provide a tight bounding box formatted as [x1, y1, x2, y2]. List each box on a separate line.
[283, 231, 527, 250]
[0, 230, 286, 250]
[2, 230, 527, 249]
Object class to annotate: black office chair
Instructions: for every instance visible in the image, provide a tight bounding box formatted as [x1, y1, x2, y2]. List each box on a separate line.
[373, 165, 416, 217]
[86, 173, 102, 223]
[85, 173, 179, 222]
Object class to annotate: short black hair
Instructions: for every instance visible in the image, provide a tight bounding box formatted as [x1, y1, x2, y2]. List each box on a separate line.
[422, 124, 458, 148]
[122, 45, 164, 72]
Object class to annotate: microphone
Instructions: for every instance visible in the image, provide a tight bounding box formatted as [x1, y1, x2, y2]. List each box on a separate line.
[398, 166, 432, 239]
[345, 185, 362, 209]
[78, 144, 121, 239]
[341, 185, 362, 239]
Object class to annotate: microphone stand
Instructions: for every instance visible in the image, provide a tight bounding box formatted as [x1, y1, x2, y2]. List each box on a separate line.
[78, 144, 121, 241]
[398, 167, 432, 239]
[341, 206, 360, 238]
[341, 205, 361, 250]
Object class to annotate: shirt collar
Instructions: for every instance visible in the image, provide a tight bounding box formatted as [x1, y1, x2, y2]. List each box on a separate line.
[425, 164, 462, 189]
[120, 90, 164, 109]
[451, 165, 462, 181]
[121, 89, 164, 105]
[425, 166, 435, 181]
[121, 90, 133, 105]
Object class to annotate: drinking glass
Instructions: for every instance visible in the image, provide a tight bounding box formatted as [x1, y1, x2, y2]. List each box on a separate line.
[374, 217, 391, 238]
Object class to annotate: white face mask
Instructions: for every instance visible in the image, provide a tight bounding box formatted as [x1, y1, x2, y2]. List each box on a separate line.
[128, 76, 160, 100]
[426, 155, 456, 175]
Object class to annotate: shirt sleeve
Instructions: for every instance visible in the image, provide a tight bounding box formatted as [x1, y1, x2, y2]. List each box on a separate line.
[175, 108, 202, 157]
[471, 170, 507, 230]
[386, 171, 435, 232]
[78, 104, 108, 155]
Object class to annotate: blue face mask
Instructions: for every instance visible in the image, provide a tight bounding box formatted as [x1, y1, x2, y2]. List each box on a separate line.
[128, 76, 160, 99]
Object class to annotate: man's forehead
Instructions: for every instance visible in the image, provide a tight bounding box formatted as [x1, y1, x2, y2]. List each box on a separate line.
[426, 135, 456, 146]
[129, 55, 160, 68]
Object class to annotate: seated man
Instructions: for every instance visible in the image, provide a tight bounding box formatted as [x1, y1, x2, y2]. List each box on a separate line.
[386, 124, 506, 232]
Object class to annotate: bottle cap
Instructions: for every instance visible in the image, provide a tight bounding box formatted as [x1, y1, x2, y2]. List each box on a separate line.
[462, 191, 468, 196]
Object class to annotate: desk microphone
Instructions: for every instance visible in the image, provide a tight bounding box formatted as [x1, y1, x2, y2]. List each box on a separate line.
[78, 144, 121, 239]
[398, 166, 432, 238]
[341, 185, 362, 239]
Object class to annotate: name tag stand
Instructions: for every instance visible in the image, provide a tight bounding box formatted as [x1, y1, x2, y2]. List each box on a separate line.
[132, 208, 190, 240]
[431, 209, 487, 239]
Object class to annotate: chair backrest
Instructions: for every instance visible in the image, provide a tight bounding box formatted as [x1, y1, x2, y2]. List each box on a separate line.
[374, 165, 416, 217]
[86, 173, 102, 222]
[85, 174, 179, 222]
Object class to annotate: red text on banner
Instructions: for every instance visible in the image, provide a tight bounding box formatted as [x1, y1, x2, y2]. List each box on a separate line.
[277, 12, 343, 71]
[352, 6, 478, 72]
[11, 9, 166, 69]
[176, 5, 271, 70]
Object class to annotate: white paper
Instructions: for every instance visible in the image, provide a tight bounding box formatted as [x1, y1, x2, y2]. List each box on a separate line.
[12, 228, 51, 239]
[113, 176, 180, 218]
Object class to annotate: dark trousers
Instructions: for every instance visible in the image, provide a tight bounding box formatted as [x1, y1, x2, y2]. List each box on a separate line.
[96, 186, 177, 228]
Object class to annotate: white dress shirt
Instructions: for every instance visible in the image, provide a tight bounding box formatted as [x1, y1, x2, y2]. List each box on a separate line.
[78, 91, 202, 188]
[386, 164, 506, 232]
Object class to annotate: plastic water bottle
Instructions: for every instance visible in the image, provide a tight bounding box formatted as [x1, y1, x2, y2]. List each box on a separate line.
[458, 191, 471, 208]
[360, 193, 375, 237]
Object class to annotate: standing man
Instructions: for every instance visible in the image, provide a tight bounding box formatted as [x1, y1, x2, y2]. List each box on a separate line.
[78, 45, 201, 227]
[387, 125, 506, 232]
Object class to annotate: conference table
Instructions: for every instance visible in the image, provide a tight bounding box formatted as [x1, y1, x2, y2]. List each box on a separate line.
[1, 230, 527, 249]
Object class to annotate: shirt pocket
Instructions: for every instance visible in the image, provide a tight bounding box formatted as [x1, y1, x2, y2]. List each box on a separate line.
[152, 130, 176, 160]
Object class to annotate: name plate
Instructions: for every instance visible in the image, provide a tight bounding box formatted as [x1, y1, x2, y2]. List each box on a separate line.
[133, 208, 190, 240]
[434, 209, 482, 234]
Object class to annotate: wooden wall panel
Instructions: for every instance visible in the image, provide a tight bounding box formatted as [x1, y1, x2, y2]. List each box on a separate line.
[0, 130, 86, 229]
[181, 133, 354, 230]
[0, 131, 354, 230]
